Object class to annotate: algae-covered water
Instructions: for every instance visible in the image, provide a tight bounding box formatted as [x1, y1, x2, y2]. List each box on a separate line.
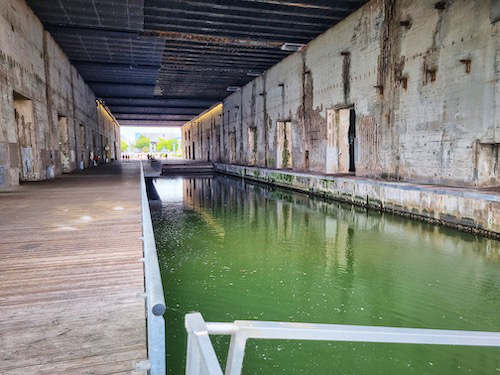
[152, 174, 500, 375]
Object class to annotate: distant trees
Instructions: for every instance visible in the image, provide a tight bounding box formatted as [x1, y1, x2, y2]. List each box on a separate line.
[157, 137, 180, 152]
[134, 135, 151, 152]
[120, 140, 128, 152]
[129, 134, 179, 154]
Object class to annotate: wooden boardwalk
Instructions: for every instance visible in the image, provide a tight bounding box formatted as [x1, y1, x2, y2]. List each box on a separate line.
[0, 162, 147, 374]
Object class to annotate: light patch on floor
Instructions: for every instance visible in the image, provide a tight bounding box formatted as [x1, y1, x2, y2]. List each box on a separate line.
[53, 225, 78, 231]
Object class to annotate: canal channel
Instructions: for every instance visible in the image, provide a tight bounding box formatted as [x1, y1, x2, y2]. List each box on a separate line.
[152, 174, 500, 374]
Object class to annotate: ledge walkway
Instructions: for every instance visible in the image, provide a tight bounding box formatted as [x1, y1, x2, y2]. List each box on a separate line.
[0, 162, 147, 374]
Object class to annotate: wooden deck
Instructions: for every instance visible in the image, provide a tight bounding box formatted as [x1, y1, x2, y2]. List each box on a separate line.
[0, 162, 147, 374]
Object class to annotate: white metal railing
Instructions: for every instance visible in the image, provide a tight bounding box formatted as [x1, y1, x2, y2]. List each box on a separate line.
[185, 312, 500, 375]
[140, 162, 166, 375]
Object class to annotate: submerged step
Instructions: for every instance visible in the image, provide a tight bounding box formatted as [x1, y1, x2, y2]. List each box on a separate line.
[161, 161, 215, 175]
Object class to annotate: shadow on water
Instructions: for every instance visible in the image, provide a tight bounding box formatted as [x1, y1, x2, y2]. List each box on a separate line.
[151, 174, 500, 375]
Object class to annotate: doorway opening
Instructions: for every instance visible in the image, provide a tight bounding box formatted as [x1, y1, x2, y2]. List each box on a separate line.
[325, 106, 356, 174]
[13, 92, 34, 181]
[207, 135, 211, 161]
[192, 142, 195, 160]
[58, 115, 71, 172]
[276, 121, 292, 169]
[79, 124, 86, 167]
[248, 127, 257, 166]
[229, 132, 236, 163]
[348, 108, 356, 173]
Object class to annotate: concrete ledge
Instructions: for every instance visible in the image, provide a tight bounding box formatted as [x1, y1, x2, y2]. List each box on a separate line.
[214, 163, 500, 238]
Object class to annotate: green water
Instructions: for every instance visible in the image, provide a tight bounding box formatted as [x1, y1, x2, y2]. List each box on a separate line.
[152, 175, 500, 375]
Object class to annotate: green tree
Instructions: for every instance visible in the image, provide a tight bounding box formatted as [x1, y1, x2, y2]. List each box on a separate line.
[134, 135, 150, 152]
[157, 137, 169, 151]
[120, 139, 128, 151]
[157, 137, 180, 152]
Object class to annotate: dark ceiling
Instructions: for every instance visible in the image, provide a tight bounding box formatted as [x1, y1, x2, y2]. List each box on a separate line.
[27, 0, 367, 127]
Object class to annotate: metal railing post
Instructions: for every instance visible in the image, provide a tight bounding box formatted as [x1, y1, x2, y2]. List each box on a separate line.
[186, 332, 201, 375]
[185, 312, 500, 374]
[225, 332, 247, 375]
[185, 313, 224, 375]
[140, 162, 166, 375]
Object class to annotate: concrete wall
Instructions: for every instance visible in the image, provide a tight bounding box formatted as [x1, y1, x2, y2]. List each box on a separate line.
[182, 0, 499, 188]
[182, 103, 223, 161]
[0, 0, 120, 190]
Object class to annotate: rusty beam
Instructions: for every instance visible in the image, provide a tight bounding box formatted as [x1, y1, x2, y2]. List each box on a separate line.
[144, 30, 283, 48]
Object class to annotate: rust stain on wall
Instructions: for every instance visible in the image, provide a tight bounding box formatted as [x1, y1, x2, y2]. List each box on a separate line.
[296, 51, 327, 172]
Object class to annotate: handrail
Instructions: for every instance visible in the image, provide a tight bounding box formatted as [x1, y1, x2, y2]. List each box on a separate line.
[185, 312, 500, 375]
[140, 162, 166, 375]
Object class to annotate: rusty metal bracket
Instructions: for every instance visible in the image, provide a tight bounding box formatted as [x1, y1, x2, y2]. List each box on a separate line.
[434, 2, 446, 10]
[374, 85, 384, 95]
[399, 76, 408, 90]
[400, 20, 411, 28]
[426, 69, 437, 82]
[459, 59, 472, 74]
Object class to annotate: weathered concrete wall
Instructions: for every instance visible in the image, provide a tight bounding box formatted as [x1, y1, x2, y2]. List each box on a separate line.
[44, 32, 76, 174]
[215, 163, 500, 237]
[183, 0, 499, 188]
[182, 103, 223, 161]
[0, 0, 120, 190]
[97, 101, 121, 161]
[0, 0, 48, 187]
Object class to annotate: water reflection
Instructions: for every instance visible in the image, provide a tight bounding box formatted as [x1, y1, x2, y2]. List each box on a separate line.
[153, 174, 500, 375]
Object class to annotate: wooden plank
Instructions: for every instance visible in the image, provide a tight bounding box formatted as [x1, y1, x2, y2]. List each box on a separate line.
[0, 163, 148, 375]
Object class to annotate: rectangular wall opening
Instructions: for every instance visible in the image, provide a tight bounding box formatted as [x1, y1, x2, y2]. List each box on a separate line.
[13, 92, 34, 181]
[476, 142, 499, 187]
[207, 134, 211, 161]
[276, 121, 292, 169]
[248, 127, 257, 166]
[348, 108, 356, 173]
[58, 115, 71, 172]
[79, 124, 87, 166]
[92, 130, 97, 162]
[230, 133, 236, 163]
[326, 106, 356, 174]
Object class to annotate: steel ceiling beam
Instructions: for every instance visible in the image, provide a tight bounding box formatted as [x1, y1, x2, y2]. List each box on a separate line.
[28, 0, 367, 127]
[118, 120, 186, 126]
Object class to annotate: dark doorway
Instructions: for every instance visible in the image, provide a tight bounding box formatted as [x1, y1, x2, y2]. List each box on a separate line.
[192, 142, 195, 160]
[348, 109, 356, 173]
[207, 136, 211, 161]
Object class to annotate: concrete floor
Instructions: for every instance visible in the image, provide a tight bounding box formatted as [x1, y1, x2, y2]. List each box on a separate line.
[0, 162, 147, 374]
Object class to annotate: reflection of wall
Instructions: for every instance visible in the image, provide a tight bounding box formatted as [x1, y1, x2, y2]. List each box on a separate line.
[183, 177, 225, 239]
[199, 174, 500, 259]
[217, 163, 500, 237]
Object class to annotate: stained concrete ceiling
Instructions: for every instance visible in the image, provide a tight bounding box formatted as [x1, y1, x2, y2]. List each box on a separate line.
[27, 0, 367, 127]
